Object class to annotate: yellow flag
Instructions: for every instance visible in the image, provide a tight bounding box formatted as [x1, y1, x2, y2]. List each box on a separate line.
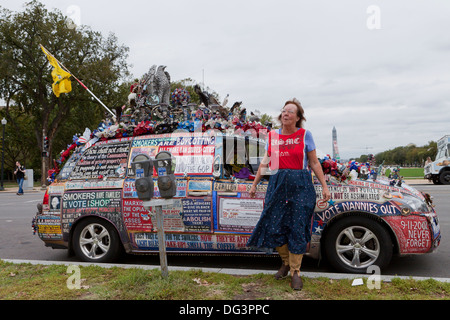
[40, 45, 72, 97]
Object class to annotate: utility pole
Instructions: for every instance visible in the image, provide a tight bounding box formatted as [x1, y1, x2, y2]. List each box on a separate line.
[41, 128, 47, 189]
[0, 118, 6, 191]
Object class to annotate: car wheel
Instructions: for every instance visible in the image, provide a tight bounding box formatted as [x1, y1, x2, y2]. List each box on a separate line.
[324, 216, 393, 273]
[439, 171, 450, 185]
[72, 218, 122, 263]
[432, 176, 441, 185]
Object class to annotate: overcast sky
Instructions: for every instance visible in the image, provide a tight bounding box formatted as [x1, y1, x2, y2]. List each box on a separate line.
[3, 0, 450, 160]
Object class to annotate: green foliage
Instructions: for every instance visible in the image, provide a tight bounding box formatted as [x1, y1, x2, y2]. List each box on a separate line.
[374, 141, 437, 166]
[0, 0, 130, 181]
[356, 141, 437, 166]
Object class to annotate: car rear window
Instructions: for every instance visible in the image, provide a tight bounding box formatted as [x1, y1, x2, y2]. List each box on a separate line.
[69, 141, 131, 179]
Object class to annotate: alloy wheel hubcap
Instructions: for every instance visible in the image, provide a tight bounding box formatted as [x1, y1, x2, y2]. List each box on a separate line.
[79, 223, 111, 260]
[335, 226, 380, 268]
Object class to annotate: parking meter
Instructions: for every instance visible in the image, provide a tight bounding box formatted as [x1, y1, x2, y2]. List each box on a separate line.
[154, 151, 176, 199]
[133, 152, 172, 278]
[131, 154, 154, 201]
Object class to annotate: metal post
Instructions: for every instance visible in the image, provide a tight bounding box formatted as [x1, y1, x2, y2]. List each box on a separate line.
[41, 128, 46, 189]
[142, 198, 173, 278]
[155, 205, 169, 278]
[0, 122, 5, 191]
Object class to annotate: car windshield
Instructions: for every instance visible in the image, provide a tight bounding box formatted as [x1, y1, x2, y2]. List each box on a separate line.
[436, 144, 449, 160]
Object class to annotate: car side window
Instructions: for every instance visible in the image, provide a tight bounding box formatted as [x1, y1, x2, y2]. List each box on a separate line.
[56, 146, 85, 180]
[222, 136, 265, 178]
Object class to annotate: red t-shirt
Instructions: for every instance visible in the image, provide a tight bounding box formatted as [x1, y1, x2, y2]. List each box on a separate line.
[267, 128, 315, 171]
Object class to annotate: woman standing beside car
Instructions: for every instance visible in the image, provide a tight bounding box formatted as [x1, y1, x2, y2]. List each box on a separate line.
[247, 98, 331, 290]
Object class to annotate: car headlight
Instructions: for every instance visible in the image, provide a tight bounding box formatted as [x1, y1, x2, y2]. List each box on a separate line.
[391, 194, 429, 215]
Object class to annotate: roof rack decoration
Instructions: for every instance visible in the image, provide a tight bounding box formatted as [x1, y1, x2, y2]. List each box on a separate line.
[47, 66, 272, 182]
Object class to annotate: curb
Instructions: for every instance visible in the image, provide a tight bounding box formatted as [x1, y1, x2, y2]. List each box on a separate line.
[3, 258, 450, 283]
[0, 188, 43, 193]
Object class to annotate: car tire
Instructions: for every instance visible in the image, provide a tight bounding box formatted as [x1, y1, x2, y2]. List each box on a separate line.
[72, 218, 122, 263]
[432, 176, 442, 185]
[324, 216, 393, 273]
[439, 170, 450, 185]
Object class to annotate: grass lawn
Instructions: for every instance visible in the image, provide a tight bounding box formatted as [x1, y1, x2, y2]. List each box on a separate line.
[384, 167, 424, 179]
[1, 260, 449, 301]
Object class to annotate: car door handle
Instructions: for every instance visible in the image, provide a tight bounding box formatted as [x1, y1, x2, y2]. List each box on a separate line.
[188, 191, 210, 196]
[216, 191, 238, 196]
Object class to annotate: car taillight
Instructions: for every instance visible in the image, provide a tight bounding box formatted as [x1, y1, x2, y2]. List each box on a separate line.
[43, 189, 49, 204]
[42, 189, 49, 210]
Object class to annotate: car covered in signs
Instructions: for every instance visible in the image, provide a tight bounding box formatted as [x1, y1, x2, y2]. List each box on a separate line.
[34, 130, 441, 273]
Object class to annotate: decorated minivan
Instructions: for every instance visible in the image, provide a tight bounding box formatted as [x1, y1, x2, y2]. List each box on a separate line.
[34, 130, 441, 273]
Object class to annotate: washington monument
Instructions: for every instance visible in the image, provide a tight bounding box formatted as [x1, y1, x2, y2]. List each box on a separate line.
[332, 126, 340, 160]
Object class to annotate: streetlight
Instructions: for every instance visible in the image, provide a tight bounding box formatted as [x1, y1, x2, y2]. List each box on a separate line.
[0, 118, 6, 191]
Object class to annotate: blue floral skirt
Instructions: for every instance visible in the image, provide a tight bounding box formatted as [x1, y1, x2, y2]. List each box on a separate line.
[247, 169, 316, 254]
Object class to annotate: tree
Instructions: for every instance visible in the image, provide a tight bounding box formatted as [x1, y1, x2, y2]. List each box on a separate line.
[0, 1, 130, 183]
[374, 140, 438, 166]
[357, 154, 369, 163]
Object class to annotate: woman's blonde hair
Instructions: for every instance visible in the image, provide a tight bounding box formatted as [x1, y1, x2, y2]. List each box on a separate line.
[277, 98, 306, 128]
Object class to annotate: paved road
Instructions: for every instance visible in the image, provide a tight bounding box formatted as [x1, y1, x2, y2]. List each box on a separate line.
[0, 182, 448, 278]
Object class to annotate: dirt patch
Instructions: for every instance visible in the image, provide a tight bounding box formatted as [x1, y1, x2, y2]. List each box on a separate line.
[233, 280, 309, 300]
[234, 281, 269, 300]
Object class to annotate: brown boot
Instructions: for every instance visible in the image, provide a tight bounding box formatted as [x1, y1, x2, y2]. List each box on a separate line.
[274, 264, 290, 280]
[290, 271, 303, 290]
[275, 244, 290, 280]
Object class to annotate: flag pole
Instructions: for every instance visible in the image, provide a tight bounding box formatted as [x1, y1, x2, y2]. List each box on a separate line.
[40, 44, 116, 119]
